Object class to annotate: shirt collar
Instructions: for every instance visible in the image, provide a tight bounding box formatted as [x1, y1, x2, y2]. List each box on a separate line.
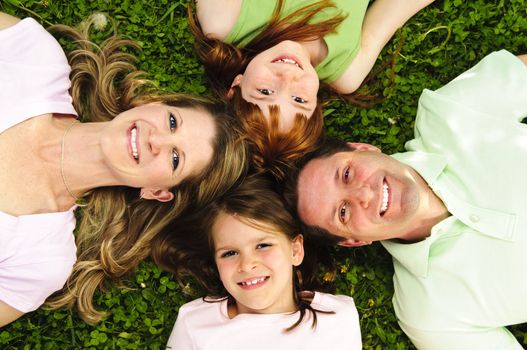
[384, 151, 518, 277]
[391, 151, 447, 184]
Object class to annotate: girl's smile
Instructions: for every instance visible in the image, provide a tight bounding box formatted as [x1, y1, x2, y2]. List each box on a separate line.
[213, 212, 304, 316]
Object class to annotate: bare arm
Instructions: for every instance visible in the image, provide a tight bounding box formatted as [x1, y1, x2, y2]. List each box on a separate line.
[0, 300, 24, 328]
[0, 12, 20, 31]
[518, 54, 527, 66]
[331, 0, 435, 94]
[195, 0, 242, 40]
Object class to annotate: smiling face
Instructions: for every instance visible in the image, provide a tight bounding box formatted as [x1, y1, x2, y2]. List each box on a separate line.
[99, 104, 215, 201]
[297, 144, 445, 243]
[232, 40, 319, 133]
[212, 212, 304, 316]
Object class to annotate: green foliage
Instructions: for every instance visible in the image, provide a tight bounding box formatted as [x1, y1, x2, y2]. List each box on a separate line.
[1, 0, 527, 349]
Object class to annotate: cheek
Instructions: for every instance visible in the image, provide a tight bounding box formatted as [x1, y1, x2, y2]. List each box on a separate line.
[263, 249, 292, 268]
[215, 260, 233, 281]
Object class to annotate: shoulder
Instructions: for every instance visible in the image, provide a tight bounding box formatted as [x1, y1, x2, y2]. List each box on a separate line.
[196, 0, 243, 40]
[312, 292, 357, 311]
[0, 17, 68, 66]
[177, 297, 225, 320]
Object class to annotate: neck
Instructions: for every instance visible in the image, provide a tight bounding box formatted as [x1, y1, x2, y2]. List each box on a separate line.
[59, 121, 121, 197]
[38, 116, 120, 203]
[400, 192, 450, 242]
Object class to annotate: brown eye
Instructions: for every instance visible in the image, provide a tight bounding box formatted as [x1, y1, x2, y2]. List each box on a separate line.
[293, 96, 307, 103]
[257, 88, 274, 95]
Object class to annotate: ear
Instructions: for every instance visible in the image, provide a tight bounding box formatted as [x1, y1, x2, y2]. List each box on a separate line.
[337, 238, 372, 248]
[227, 74, 243, 98]
[140, 188, 174, 202]
[347, 142, 381, 153]
[291, 234, 305, 266]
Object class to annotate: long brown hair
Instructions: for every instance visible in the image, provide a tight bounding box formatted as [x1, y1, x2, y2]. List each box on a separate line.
[153, 174, 335, 331]
[45, 15, 248, 324]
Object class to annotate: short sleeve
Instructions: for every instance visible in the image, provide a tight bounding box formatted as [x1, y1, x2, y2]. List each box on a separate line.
[0, 18, 77, 134]
[166, 304, 196, 350]
[0, 258, 75, 312]
[0, 210, 77, 312]
[399, 321, 524, 350]
[432, 50, 527, 123]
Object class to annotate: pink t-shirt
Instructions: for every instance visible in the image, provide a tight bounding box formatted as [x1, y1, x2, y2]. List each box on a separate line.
[167, 292, 362, 349]
[0, 18, 78, 312]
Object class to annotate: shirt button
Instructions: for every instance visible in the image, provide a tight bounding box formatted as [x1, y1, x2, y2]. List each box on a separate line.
[469, 214, 480, 223]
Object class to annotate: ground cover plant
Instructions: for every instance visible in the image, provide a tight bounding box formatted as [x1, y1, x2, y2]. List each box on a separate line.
[1, 0, 527, 349]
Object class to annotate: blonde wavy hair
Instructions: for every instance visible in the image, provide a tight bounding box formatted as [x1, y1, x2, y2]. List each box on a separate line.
[45, 15, 248, 324]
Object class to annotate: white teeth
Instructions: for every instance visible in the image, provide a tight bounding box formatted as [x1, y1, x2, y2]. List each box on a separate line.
[241, 277, 266, 286]
[131, 127, 138, 160]
[275, 58, 301, 68]
[380, 182, 389, 215]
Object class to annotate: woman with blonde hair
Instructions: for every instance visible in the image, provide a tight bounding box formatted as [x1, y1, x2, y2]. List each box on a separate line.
[0, 12, 247, 327]
[189, 0, 433, 177]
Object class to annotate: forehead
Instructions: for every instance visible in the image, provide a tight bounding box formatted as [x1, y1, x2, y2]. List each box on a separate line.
[212, 213, 286, 247]
[296, 152, 354, 226]
[179, 107, 216, 178]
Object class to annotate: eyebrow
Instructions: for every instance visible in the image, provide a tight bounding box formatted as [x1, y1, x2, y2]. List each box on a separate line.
[330, 167, 340, 225]
[293, 102, 313, 113]
[249, 93, 271, 102]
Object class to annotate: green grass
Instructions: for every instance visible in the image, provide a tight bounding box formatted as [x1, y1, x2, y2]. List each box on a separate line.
[1, 0, 527, 349]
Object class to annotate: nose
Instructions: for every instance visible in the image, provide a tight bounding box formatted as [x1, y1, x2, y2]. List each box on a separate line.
[238, 253, 258, 273]
[348, 185, 374, 209]
[148, 130, 172, 155]
[274, 65, 301, 83]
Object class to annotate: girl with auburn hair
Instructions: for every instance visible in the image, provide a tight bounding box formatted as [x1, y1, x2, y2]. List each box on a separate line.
[0, 12, 247, 327]
[189, 0, 434, 174]
[156, 175, 361, 349]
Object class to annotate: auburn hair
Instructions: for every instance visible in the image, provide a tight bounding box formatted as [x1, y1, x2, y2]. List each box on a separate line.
[231, 87, 324, 180]
[188, 0, 344, 173]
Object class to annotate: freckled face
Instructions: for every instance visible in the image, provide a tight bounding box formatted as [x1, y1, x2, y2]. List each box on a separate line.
[213, 213, 304, 316]
[297, 148, 434, 242]
[234, 40, 319, 133]
[99, 104, 215, 191]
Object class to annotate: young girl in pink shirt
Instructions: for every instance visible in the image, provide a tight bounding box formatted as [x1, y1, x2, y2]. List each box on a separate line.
[158, 175, 361, 349]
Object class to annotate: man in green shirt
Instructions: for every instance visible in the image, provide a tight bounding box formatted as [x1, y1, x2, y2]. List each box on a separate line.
[289, 50, 527, 349]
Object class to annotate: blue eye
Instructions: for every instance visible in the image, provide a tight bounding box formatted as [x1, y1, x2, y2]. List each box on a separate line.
[169, 112, 177, 131]
[293, 96, 307, 103]
[172, 149, 180, 170]
[256, 243, 272, 249]
[257, 88, 274, 96]
[221, 250, 237, 258]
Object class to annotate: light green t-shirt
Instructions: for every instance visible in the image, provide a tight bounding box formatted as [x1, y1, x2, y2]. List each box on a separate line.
[225, 0, 369, 83]
[382, 50, 527, 350]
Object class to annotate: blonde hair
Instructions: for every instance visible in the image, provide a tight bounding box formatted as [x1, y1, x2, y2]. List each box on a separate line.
[45, 16, 248, 324]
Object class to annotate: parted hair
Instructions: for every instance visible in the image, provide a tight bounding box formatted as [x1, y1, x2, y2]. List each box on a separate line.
[153, 174, 335, 332]
[283, 137, 355, 245]
[188, 0, 344, 172]
[45, 15, 248, 324]
[231, 87, 324, 180]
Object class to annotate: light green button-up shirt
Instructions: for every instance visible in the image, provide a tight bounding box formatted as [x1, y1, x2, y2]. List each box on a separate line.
[381, 50, 527, 350]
